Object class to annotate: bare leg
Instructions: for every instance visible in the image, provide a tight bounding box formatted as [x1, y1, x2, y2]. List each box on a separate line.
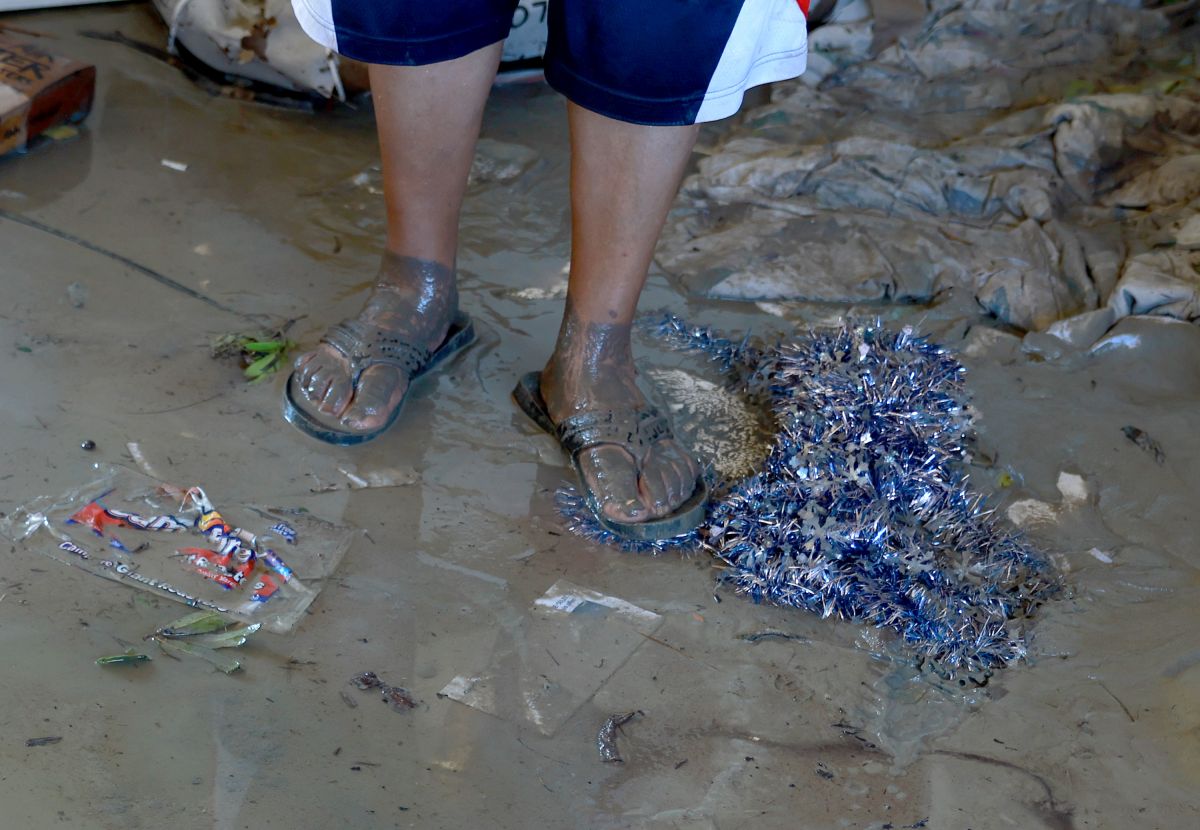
[540, 104, 701, 523]
[292, 44, 501, 432]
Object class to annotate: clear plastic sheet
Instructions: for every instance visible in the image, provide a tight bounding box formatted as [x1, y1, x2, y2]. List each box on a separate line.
[439, 580, 663, 735]
[1, 464, 353, 633]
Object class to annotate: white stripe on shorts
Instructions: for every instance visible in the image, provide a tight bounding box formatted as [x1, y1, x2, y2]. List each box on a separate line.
[293, 0, 340, 54]
[694, 0, 808, 124]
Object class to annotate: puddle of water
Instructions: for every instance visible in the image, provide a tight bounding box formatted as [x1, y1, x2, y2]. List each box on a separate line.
[0, 2, 1198, 829]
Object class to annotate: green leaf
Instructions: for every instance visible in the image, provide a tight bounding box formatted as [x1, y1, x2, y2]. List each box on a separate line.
[97, 649, 152, 666]
[243, 352, 279, 379]
[157, 610, 232, 638]
[189, 623, 262, 650]
[241, 340, 285, 353]
[155, 636, 242, 673]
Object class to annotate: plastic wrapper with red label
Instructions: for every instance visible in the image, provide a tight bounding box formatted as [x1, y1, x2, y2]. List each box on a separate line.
[249, 574, 282, 604]
[1, 464, 354, 633]
[67, 502, 131, 535]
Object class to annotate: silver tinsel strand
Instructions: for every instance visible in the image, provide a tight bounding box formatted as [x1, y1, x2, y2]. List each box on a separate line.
[559, 314, 1060, 678]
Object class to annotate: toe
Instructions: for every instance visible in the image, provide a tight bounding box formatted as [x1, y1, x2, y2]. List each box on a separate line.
[310, 374, 336, 411]
[293, 349, 317, 373]
[300, 364, 341, 412]
[636, 464, 675, 519]
[669, 442, 702, 502]
[339, 365, 408, 431]
[317, 371, 355, 416]
[578, 445, 647, 524]
[292, 345, 358, 417]
[295, 353, 319, 390]
[324, 373, 356, 416]
[645, 441, 699, 512]
[295, 348, 336, 403]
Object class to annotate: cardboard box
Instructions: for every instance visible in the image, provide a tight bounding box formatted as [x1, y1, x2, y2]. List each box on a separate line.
[0, 35, 96, 156]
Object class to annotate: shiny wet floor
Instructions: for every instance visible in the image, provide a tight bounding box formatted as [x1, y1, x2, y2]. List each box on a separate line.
[0, 4, 1197, 829]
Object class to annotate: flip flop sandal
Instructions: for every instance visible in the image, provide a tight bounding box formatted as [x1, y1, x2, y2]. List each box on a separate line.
[283, 311, 475, 446]
[512, 371, 709, 541]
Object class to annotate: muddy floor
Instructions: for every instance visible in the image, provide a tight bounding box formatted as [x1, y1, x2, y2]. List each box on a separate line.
[1, 4, 1197, 830]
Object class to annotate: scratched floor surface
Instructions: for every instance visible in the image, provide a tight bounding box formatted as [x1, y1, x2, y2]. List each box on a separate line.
[0, 4, 1197, 829]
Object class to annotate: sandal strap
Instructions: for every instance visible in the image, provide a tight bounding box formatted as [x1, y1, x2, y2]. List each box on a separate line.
[320, 319, 432, 387]
[555, 406, 674, 459]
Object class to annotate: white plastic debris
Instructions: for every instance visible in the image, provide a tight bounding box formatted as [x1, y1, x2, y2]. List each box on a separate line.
[1056, 472, 1089, 506]
[1006, 499, 1058, 528]
[126, 442, 162, 479]
[1087, 547, 1114, 564]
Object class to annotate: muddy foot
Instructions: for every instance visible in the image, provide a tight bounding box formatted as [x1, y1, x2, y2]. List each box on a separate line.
[540, 311, 701, 524]
[292, 253, 458, 432]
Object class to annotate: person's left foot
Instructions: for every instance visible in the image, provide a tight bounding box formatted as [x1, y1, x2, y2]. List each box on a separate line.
[538, 308, 701, 525]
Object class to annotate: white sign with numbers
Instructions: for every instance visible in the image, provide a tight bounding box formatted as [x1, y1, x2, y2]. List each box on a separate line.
[502, 0, 549, 63]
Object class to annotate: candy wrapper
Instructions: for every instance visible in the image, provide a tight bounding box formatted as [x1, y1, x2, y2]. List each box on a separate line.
[2, 465, 354, 633]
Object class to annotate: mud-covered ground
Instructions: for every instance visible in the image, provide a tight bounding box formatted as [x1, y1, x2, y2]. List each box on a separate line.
[0, 3, 1197, 829]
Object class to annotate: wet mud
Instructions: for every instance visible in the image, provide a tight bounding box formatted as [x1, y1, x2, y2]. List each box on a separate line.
[0, 2, 1197, 829]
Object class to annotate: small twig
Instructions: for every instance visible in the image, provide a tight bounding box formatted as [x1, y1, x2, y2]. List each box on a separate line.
[737, 629, 810, 644]
[1098, 681, 1136, 723]
[126, 391, 227, 415]
[638, 631, 691, 659]
[637, 631, 720, 670]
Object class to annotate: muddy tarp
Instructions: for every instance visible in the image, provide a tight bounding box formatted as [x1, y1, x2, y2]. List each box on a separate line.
[659, 0, 1200, 340]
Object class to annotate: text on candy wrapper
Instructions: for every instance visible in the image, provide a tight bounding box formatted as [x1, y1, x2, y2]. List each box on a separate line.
[59, 540, 89, 559]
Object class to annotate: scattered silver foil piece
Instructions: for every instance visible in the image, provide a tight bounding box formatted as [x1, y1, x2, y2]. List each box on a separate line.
[597, 711, 642, 763]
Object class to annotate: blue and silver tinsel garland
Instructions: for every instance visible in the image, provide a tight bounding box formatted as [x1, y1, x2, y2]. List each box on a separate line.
[558, 314, 1059, 678]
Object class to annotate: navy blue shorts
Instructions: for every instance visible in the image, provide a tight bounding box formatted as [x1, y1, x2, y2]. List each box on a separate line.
[293, 0, 809, 125]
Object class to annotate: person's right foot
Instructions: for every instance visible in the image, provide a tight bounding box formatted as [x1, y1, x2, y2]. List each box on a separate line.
[292, 252, 458, 432]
